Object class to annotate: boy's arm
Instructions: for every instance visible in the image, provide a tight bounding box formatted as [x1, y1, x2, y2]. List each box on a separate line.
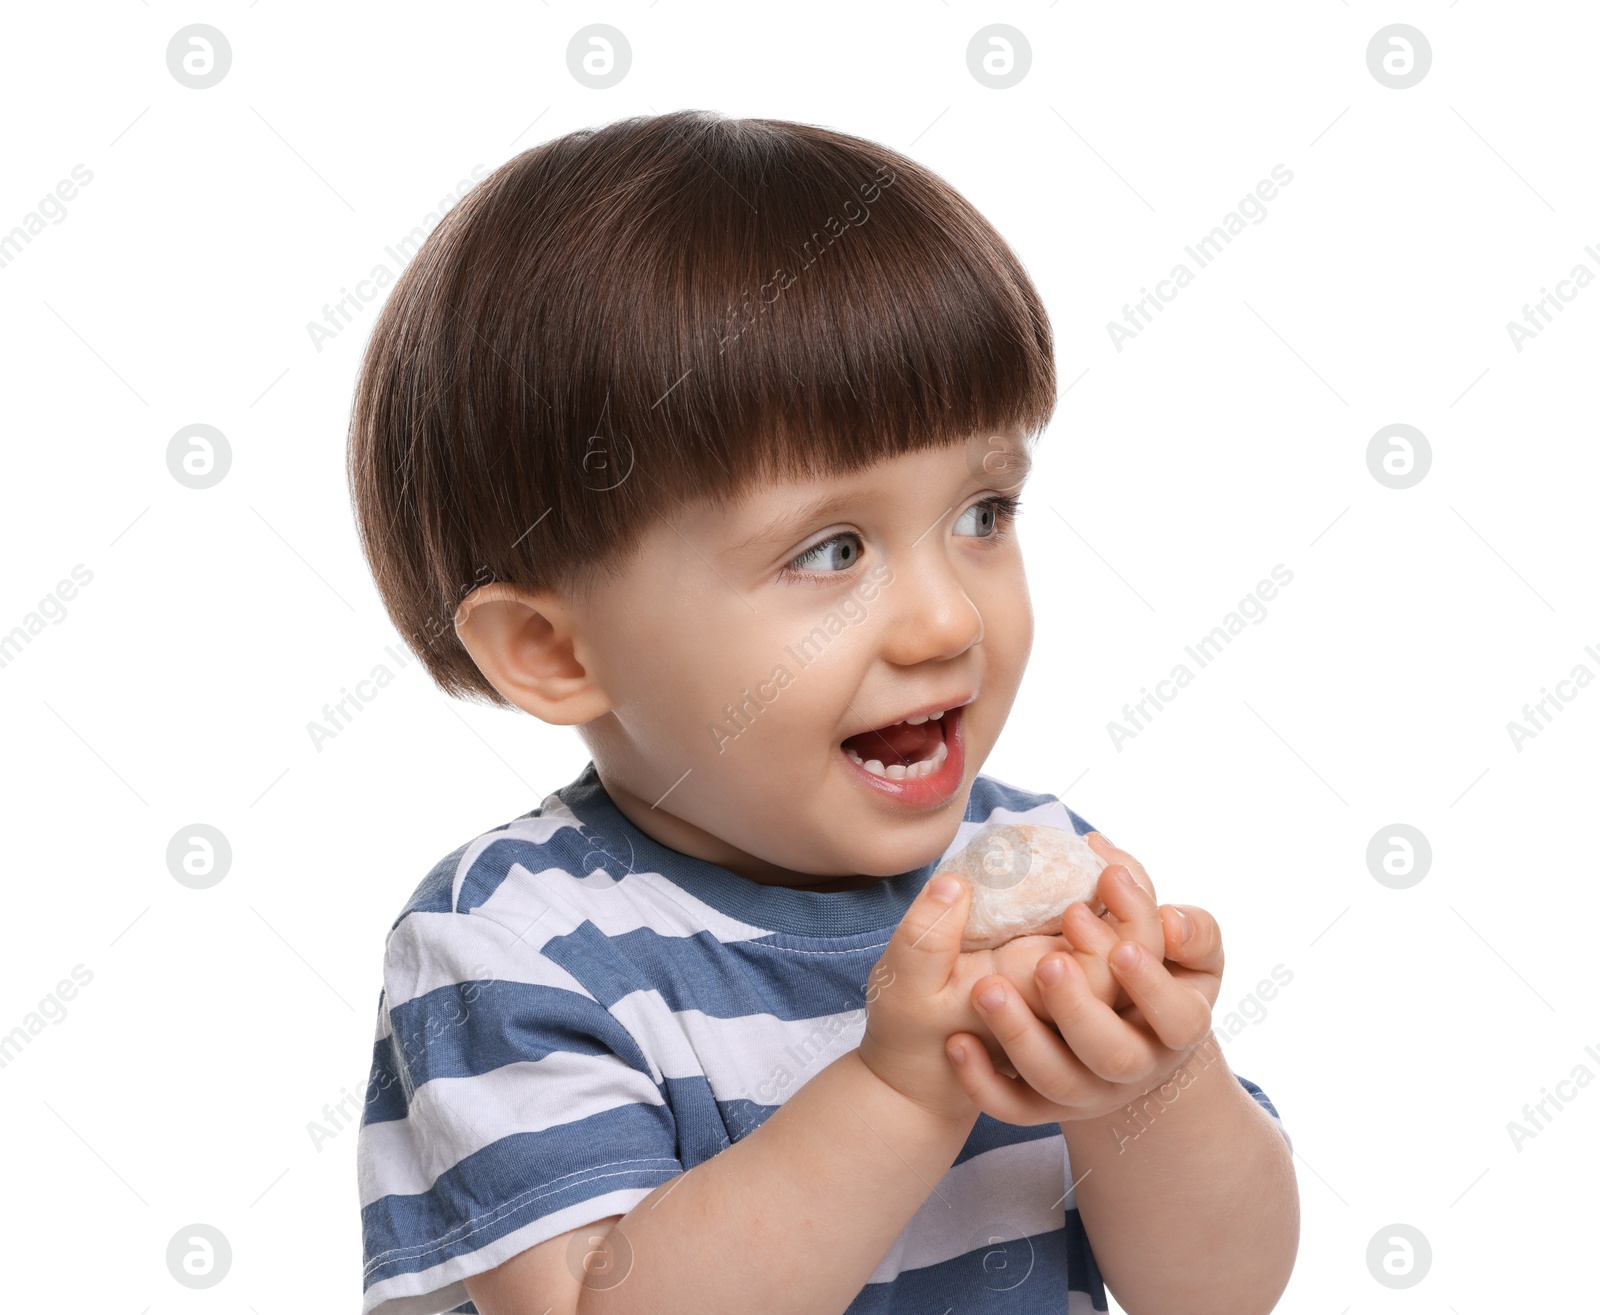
[1060, 1036, 1298, 1315]
[465, 1047, 978, 1315]
[945, 835, 1299, 1315]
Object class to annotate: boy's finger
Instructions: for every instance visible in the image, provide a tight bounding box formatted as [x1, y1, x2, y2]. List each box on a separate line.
[1086, 831, 1156, 900]
[1161, 904, 1224, 974]
[1106, 940, 1214, 1056]
[1094, 864, 1165, 956]
[945, 1031, 1064, 1126]
[886, 874, 970, 995]
[1060, 900, 1119, 957]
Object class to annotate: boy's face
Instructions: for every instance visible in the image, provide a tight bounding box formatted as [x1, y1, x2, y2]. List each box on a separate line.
[570, 430, 1036, 891]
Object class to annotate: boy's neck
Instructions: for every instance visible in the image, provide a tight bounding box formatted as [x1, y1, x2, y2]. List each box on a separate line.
[592, 761, 889, 892]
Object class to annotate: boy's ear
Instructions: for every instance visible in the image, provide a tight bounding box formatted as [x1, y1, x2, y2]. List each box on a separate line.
[452, 583, 612, 725]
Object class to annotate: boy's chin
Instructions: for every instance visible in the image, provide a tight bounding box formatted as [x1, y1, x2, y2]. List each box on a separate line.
[837, 818, 971, 880]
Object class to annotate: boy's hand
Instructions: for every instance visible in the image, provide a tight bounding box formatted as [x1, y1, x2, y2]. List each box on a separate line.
[858, 873, 1114, 1120]
[857, 874, 989, 1122]
[943, 841, 1227, 1126]
[986, 832, 1167, 1022]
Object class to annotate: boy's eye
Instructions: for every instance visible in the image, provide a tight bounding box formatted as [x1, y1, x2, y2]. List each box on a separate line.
[955, 493, 1021, 539]
[786, 532, 863, 574]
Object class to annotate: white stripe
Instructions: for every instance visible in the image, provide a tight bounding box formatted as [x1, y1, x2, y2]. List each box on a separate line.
[965, 789, 1085, 840]
[382, 907, 591, 1010]
[461, 801, 782, 943]
[475, 856, 793, 945]
[358, 1049, 670, 1208]
[448, 807, 584, 912]
[867, 1137, 1068, 1282]
[1062, 1137, 1086, 1210]
[620, 996, 868, 1092]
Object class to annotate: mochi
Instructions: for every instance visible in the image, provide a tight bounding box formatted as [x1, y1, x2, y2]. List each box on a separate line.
[939, 822, 1108, 952]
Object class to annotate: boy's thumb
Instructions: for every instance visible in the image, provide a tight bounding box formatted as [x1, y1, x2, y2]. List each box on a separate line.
[884, 874, 970, 996]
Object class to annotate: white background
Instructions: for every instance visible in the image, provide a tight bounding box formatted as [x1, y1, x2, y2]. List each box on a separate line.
[1, 1, 1593, 1310]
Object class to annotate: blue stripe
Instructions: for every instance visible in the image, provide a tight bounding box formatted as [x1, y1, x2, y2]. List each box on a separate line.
[455, 833, 597, 914]
[543, 920, 888, 1017]
[976, 774, 1098, 837]
[716, 1095, 1062, 1166]
[362, 1103, 681, 1288]
[955, 1114, 1063, 1168]
[383, 978, 654, 1099]
[393, 840, 473, 921]
[362, 1021, 407, 1126]
[1236, 1073, 1282, 1121]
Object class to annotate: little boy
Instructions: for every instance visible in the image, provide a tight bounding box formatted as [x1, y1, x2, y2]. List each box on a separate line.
[350, 110, 1297, 1315]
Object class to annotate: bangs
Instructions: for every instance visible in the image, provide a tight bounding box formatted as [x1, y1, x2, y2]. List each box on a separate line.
[612, 115, 1056, 493]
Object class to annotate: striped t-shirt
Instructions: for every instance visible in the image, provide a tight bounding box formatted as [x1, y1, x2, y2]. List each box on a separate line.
[358, 762, 1288, 1314]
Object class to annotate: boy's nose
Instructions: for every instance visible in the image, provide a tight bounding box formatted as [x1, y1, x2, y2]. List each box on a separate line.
[876, 558, 984, 666]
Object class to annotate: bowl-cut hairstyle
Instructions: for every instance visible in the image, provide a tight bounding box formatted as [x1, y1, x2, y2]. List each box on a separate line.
[347, 108, 1056, 707]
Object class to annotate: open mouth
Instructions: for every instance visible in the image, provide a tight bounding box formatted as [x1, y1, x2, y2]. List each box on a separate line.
[840, 705, 957, 781]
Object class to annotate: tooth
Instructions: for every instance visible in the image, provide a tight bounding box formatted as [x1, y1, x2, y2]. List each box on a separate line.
[845, 746, 863, 764]
[931, 709, 945, 720]
[885, 764, 907, 780]
[904, 714, 929, 725]
[864, 759, 887, 777]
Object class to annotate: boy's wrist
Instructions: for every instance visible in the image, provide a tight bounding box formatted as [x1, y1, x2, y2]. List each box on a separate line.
[847, 1041, 981, 1133]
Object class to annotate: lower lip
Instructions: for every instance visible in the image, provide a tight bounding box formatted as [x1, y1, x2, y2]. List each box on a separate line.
[839, 705, 967, 809]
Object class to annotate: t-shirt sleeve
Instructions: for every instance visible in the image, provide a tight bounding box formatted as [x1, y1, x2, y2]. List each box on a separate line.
[1234, 1073, 1291, 1153]
[357, 906, 684, 1315]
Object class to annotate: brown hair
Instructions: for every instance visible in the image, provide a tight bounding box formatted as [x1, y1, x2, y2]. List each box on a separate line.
[347, 108, 1055, 707]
